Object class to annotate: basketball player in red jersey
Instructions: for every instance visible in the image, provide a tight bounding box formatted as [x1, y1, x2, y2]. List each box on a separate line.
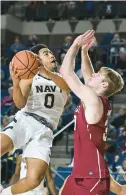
[59, 30, 126, 195]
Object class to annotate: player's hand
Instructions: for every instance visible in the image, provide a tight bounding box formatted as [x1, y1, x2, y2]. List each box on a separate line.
[9, 62, 21, 86]
[73, 30, 95, 49]
[119, 185, 126, 195]
[82, 37, 96, 51]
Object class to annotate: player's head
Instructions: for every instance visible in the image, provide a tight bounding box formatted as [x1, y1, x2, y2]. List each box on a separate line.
[30, 44, 57, 71]
[87, 67, 124, 97]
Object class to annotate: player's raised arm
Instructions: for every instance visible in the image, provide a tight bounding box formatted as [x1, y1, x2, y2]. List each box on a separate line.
[81, 30, 96, 83]
[37, 58, 71, 94]
[60, 33, 102, 124]
[46, 70, 70, 94]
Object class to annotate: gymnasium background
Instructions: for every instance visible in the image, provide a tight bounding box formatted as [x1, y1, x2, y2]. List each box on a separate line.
[1, 1, 126, 194]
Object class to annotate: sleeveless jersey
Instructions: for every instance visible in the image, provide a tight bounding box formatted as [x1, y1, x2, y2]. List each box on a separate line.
[20, 159, 44, 191]
[72, 96, 111, 178]
[22, 73, 68, 129]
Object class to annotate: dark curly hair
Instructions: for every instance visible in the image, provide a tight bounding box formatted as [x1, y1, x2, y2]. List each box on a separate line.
[30, 44, 48, 55]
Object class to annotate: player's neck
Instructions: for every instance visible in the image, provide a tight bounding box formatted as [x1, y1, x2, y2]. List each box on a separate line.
[39, 70, 51, 79]
[95, 88, 107, 98]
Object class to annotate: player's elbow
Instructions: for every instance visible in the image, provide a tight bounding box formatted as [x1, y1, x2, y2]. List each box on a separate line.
[17, 105, 25, 109]
[15, 100, 26, 109]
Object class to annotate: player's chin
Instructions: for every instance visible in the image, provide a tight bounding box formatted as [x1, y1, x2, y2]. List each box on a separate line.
[50, 62, 57, 69]
[86, 81, 91, 86]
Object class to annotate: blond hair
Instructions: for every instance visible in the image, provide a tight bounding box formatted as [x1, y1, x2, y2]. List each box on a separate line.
[99, 67, 124, 97]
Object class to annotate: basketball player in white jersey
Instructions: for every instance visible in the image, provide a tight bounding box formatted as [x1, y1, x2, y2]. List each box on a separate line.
[10, 155, 57, 195]
[0, 44, 70, 195]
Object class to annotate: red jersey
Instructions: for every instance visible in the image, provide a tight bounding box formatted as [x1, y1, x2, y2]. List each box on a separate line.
[72, 96, 111, 179]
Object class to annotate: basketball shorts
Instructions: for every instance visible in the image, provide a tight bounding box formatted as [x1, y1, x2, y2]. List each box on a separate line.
[17, 190, 44, 195]
[60, 175, 110, 195]
[1, 110, 53, 164]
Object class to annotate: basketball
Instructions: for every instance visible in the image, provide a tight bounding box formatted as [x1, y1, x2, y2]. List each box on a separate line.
[11, 50, 39, 79]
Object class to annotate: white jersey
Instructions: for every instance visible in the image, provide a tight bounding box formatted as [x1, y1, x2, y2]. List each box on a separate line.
[22, 73, 68, 129]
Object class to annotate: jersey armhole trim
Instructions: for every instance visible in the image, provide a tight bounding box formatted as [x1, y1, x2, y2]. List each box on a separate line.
[38, 73, 51, 81]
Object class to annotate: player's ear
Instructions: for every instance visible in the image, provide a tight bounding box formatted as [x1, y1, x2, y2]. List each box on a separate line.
[36, 56, 44, 67]
[102, 81, 109, 88]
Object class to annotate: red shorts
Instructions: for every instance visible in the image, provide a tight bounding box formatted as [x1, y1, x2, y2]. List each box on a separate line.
[61, 175, 110, 195]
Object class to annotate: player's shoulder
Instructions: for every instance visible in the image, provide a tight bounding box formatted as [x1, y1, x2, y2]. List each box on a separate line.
[54, 72, 62, 77]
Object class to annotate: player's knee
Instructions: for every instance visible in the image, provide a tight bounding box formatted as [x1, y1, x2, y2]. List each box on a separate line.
[26, 176, 42, 189]
[0, 134, 13, 156]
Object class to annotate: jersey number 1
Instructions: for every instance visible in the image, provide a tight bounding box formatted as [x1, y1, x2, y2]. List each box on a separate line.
[44, 94, 54, 108]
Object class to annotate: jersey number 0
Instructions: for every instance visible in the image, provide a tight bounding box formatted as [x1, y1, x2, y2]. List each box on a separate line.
[44, 94, 54, 108]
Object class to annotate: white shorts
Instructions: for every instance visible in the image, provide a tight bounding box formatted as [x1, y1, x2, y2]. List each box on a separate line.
[17, 190, 44, 195]
[1, 111, 53, 164]
[17, 188, 46, 195]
